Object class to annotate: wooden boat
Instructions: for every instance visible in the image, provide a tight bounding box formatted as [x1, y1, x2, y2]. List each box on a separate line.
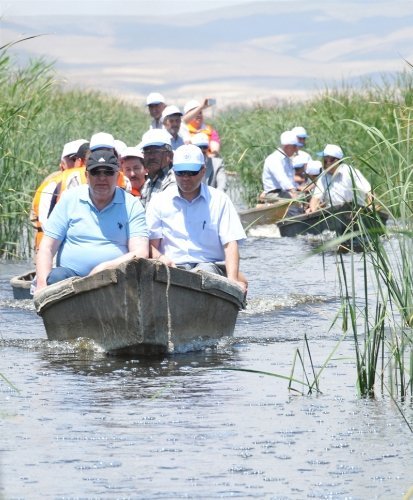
[33, 258, 246, 356]
[277, 204, 389, 239]
[10, 270, 36, 299]
[238, 199, 297, 228]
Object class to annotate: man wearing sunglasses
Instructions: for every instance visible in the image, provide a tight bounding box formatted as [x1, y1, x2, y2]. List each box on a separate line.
[34, 149, 148, 292]
[146, 144, 247, 293]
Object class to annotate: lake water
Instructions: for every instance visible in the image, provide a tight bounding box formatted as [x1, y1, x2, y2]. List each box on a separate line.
[0, 232, 412, 499]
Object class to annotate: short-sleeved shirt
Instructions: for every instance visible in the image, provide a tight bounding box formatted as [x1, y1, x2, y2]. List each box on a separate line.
[44, 185, 148, 276]
[262, 148, 295, 192]
[312, 163, 371, 207]
[146, 183, 246, 264]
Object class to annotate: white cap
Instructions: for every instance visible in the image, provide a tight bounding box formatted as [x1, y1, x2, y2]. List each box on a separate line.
[173, 144, 204, 172]
[141, 129, 172, 149]
[292, 156, 307, 169]
[191, 132, 209, 147]
[61, 139, 88, 159]
[161, 105, 182, 121]
[184, 99, 201, 115]
[120, 146, 144, 160]
[291, 126, 308, 138]
[90, 132, 115, 151]
[146, 92, 165, 105]
[114, 139, 127, 157]
[280, 130, 300, 146]
[306, 160, 322, 176]
[318, 144, 344, 160]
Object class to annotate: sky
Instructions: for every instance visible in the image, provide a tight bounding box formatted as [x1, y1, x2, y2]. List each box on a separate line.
[2, 1, 413, 109]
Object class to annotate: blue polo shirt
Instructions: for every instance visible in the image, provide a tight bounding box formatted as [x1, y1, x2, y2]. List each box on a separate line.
[44, 185, 148, 276]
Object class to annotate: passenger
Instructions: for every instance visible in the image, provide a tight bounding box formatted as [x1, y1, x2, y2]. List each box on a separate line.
[307, 144, 372, 213]
[161, 105, 189, 150]
[260, 130, 301, 203]
[292, 156, 307, 188]
[120, 146, 147, 197]
[146, 92, 166, 130]
[182, 99, 220, 157]
[146, 144, 247, 293]
[34, 149, 149, 292]
[291, 126, 312, 164]
[191, 132, 227, 191]
[59, 139, 88, 171]
[140, 129, 175, 206]
[302, 159, 323, 196]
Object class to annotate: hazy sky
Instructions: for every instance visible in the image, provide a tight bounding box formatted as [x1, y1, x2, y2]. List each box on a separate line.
[2, 1, 413, 108]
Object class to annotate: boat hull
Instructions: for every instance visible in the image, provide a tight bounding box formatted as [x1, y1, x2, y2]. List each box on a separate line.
[238, 200, 295, 228]
[10, 270, 35, 299]
[33, 258, 245, 356]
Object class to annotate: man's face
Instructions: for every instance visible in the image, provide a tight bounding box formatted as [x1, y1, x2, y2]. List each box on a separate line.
[87, 167, 119, 200]
[283, 144, 298, 158]
[164, 114, 182, 137]
[148, 102, 166, 121]
[174, 166, 205, 196]
[121, 156, 146, 190]
[143, 146, 172, 178]
[323, 156, 340, 173]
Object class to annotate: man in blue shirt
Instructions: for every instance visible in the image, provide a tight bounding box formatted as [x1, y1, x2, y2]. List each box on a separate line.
[146, 144, 247, 293]
[35, 149, 149, 291]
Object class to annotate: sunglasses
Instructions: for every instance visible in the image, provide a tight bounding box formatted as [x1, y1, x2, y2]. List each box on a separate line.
[174, 170, 202, 177]
[89, 168, 116, 177]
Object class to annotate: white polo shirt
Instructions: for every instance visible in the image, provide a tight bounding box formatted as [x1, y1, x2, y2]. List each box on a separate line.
[313, 163, 371, 207]
[146, 183, 246, 264]
[262, 148, 295, 192]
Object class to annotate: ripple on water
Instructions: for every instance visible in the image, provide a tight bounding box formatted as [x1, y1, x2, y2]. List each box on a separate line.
[243, 293, 333, 315]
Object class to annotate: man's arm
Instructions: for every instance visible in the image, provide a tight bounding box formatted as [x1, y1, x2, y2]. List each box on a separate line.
[88, 236, 149, 275]
[223, 240, 247, 293]
[35, 235, 61, 292]
[149, 238, 176, 267]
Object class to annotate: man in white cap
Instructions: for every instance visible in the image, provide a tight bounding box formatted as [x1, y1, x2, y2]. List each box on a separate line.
[191, 132, 227, 191]
[161, 105, 189, 150]
[146, 92, 166, 129]
[261, 130, 302, 202]
[183, 98, 220, 156]
[146, 144, 247, 293]
[307, 144, 372, 213]
[291, 126, 312, 164]
[120, 146, 147, 197]
[140, 129, 175, 206]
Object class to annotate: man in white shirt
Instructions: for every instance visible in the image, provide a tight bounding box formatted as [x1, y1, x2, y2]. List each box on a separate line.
[307, 144, 372, 213]
[146, 144, 247, 293]
[146, 92, 166, 129]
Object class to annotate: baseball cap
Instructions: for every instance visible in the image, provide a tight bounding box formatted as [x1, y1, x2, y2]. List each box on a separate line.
[146, 92, 165, 105]
[191, 133, 209, 147]
[161, 105, 182, 121]
[291, 126, 308, 138]
[141, 129, 172, 149]
[317, 144, 344, 160]
[61, 139, 88, 159]
[86, 149, 119, 171]
[114, 139, 127, 157]
[120, 146, 144, 160]
[306, 160, 322, 176]
[183, 99, 201, 115]
[173, 144, 204, 172]
[90, 132, 115, 151]
[280, 131, 300, 146]
[292, 156, 307, 169]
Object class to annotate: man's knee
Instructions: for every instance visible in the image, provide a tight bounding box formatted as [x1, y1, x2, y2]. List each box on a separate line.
[46, 267, 79, 285]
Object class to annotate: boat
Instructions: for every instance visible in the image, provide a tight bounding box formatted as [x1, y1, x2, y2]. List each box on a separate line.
[277, 203, 389, 239]
[33, 258, 246, 356]
[10, 270, 36, 299]
[238, 199, 298, 228]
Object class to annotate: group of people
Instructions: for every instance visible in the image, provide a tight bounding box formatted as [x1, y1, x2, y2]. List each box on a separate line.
[32, 93, 246, 295]
[32, 91, 374, 296]
[261, 126, 372, 213]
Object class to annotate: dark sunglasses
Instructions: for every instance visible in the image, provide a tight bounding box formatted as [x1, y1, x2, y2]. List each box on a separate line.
[174, 170, 202, 177]
[89, 168, 116, 177]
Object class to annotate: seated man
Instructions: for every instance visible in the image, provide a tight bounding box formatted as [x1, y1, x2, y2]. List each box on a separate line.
[146, 144, 247, 293]
[307, 144, 372, 213]
[191, 132, 227, 191]
[161, 105, 189, 151]
[35, 149, 149, 292]
[183, 99, 220, 156]
[120, 146, 147, 197]
[146, 92, 166, 130]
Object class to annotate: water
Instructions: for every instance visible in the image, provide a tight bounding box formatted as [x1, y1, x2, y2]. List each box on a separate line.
[1, 235, 412, 499]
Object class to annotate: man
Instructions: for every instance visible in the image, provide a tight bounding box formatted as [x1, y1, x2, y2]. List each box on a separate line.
[146, 144, 247, 293]
[35, 149, 149, 291]
[191, 132, 227, 191]
[59, 139, 88, 171]
[146, 92, 166, 129]
[140, 129, 175, 206]
[291, 126, 312, 164]
[307, 144, 372, 213]
[261, 130, 301, 202]
[183, 98, 220, 156]
[120, 146, 147, 197]
[161, 105, 189, 150]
